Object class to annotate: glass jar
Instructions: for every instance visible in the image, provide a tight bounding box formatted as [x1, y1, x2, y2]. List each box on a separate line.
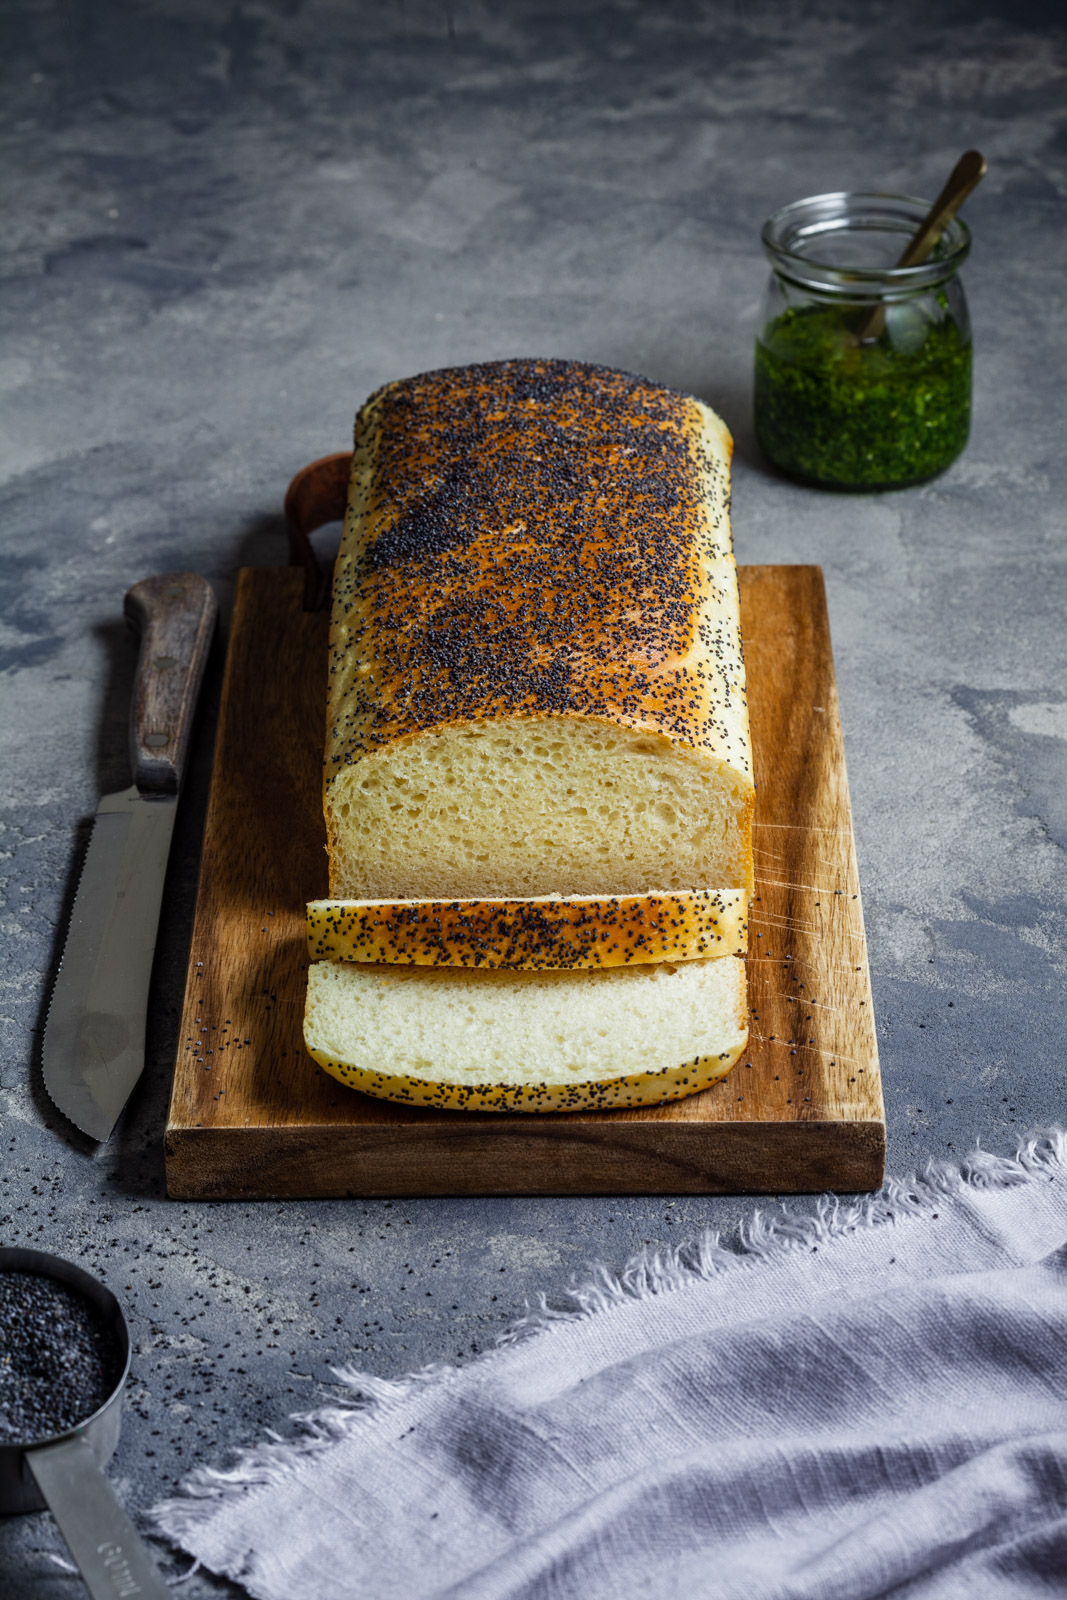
[754, 192, 972, 490]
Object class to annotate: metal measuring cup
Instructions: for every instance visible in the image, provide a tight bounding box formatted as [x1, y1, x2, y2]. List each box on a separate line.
[0, 1247, 170, 1599]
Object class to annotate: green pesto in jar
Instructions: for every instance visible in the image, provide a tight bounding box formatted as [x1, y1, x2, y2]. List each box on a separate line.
[754, 302, 971, 489]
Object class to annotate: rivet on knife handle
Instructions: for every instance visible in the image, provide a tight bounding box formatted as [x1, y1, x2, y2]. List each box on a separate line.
[124, 574, 218, 795]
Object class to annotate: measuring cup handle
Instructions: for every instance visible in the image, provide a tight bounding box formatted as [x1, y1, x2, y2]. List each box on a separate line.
[26, 1432, 172, 1600]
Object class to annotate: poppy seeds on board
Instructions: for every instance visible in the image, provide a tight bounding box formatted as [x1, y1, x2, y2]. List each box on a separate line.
[0, 1269, 123, 1443]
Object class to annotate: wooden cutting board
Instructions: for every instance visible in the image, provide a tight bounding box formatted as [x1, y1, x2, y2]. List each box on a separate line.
[165, 564, 884, 1198]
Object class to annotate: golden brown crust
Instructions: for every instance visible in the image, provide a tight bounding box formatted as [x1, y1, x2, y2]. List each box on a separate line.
[305, 1036, 748, 1113]
[325, 358, 751, 782]
[307, 891, 748, 969]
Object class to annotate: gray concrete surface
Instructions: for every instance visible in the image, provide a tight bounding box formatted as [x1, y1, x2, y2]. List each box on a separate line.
[2, 0, 1065, 1592]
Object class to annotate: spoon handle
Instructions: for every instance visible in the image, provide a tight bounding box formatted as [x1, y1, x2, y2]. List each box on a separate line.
[26, 1433, 172, 1600]
[893, 149, 987, 270]
[856, 150, 985, 343]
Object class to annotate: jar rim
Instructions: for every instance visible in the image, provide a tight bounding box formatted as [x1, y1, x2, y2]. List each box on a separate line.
[761, 191, 971, 296]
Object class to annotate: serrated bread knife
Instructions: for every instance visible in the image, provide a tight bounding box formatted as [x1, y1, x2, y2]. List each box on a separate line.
[43, 574, 217, 1141]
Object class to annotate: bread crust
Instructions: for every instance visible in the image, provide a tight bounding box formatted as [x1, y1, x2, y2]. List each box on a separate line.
[324, 357, 753, 893]
[307, 890, 747, 969]
[305, 1039, 748, 1113]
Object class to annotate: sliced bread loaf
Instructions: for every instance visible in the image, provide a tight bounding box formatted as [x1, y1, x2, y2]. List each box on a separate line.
[303, 955, 748, 1113]
[307, 890, 747, 969]
[324, 358, 753, 901]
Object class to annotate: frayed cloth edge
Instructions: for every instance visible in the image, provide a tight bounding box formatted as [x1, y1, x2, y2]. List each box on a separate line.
[506, 1126, 1067, 1337]
[149, 1126, 1067, 1551]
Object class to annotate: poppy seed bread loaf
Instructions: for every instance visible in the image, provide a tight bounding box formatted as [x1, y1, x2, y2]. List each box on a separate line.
[304, 954, 748, 1112]
[324, 358, 753, 902]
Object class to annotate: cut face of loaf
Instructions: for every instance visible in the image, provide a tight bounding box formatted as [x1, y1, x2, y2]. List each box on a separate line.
[328, 719, 753, 900]
[303, 956, 748, 1113]
[325, 358, 753, 901]
[307, 890, 747, 969]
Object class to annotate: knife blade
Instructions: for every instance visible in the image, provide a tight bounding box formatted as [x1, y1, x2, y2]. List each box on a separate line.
[43, 573, 217, 1141]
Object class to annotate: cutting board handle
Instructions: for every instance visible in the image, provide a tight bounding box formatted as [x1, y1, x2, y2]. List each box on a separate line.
[284, 452, 352, 610]
[124, 573, 218, 795]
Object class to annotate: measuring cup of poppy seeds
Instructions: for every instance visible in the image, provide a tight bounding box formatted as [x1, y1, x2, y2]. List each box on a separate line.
[754, 191, 972, 489]
[0, 1248, 171, 1599]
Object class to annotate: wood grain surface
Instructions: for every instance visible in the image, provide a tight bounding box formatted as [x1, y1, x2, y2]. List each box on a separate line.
[165, 565, 884, 1198]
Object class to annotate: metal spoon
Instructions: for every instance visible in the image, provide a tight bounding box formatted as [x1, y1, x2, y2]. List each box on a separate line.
[857, 149, 986, 342]
[0, 1248, 171, 1599]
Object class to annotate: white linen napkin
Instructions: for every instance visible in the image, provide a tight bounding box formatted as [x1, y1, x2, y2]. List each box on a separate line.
[153, 1132, 1067, 1598]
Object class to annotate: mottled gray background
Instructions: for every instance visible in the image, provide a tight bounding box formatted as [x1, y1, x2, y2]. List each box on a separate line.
[2, 0, 1065, 1592]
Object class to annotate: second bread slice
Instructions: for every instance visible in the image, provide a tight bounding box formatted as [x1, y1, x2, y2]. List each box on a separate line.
[304, 955, 748, 1113]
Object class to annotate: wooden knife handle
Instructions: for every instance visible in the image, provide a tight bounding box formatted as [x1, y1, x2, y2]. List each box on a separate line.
[124, 573, 218, 795]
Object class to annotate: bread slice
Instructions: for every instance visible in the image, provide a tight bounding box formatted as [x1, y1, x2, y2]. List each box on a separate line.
[324, 358, 753, 902]
[303, 955, 748, 1112]
[307, 890, 747, 970]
